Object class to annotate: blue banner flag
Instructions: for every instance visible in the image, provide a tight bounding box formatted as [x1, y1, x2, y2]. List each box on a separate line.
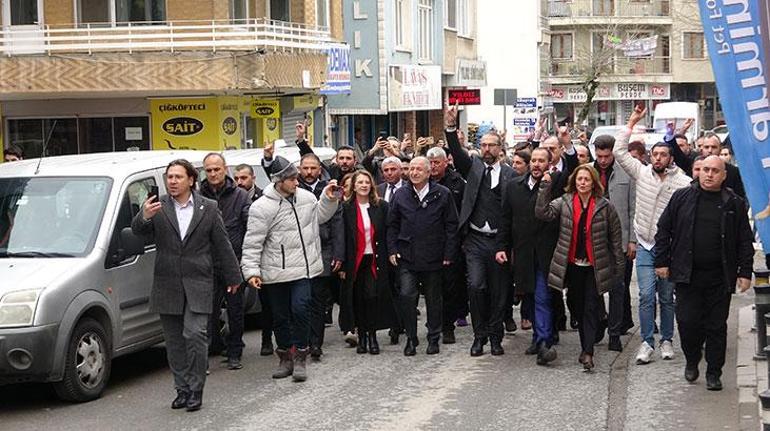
[699, 0, 770, 249]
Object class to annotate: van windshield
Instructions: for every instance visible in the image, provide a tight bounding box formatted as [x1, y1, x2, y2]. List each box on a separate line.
[0, 177, 112, 257]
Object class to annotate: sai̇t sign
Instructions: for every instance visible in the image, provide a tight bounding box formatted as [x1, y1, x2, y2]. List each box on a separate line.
[151, 97, 241, 151]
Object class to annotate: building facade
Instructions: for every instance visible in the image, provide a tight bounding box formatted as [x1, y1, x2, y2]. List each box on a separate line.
[0, 0, 345, 159]
[541, 0, 719, 130]
[326, 0, 484, 150]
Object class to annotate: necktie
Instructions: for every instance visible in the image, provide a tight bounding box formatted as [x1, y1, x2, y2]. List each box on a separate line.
[387, 184, 395, 202]
[485, 166, 493, 187]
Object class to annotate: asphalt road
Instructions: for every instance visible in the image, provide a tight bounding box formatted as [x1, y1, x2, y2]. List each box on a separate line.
[0, 291, 749, 431]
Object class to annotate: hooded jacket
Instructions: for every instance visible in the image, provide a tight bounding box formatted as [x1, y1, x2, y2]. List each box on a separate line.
[241, 183, 338, 284]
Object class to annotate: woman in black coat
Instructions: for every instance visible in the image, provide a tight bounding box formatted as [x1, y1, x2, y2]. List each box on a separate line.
[339, 169, 398, 354]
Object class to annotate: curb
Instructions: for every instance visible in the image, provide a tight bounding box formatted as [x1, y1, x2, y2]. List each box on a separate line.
[737, 304, 762, 430]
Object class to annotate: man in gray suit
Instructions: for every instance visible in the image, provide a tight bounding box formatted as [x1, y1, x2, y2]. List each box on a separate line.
[132, 159, 241, 412]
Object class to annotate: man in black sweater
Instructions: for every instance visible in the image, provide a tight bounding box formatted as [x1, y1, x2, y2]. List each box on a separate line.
[654, 155, 753, 391]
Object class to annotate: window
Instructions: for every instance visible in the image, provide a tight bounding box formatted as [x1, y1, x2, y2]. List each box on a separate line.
[551, 33, 573, 60]
[593, 0, 614, 16]
[269, 0, 290, 21]
[231, 0, 249, 23]
[683, 32, 704, 59]
[106, 177, 157, 268]
[77, 0, 110, 25]
[418, 0, 434, 61]
[316, 0, 329, 28]
[445, 0, 456, 29]
[9, 0, 38, 25]
[116, 0, 166, 23]
[457, 0, 470, 36]
[395, 0, 411, 48]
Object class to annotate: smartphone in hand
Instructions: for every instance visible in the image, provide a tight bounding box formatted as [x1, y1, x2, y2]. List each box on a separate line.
[148, 185, 159, 201]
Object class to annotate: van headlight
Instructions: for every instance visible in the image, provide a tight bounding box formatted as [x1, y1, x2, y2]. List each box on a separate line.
[0, 289, 42, 328]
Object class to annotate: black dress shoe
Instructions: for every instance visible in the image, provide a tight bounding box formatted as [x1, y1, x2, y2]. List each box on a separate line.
[504, 318, 517, 333]
[227, 357, 243, 370]
[404, 338, 417, 356]
[536, 342, 557, 366]
[260, 341, 274, 356]
[608, 336, 622, 352]
[171, 390, 189, 409]
[186, 391, 203, 412]
[389, 328, 400, 345]
[310, 346, 323, 360]
[706, 374, 723, 390]
[470, 338, 485, 357]
[490, 340, 504, 356]
[442, 330, 456, 344]
[426, 340, 440, 355]
[525, 341, 538, 355]
[685, 364, 700, 383]
[570, 316, 579, 330]
[368, 332, 380, 355]
[357, 333, 368, 354]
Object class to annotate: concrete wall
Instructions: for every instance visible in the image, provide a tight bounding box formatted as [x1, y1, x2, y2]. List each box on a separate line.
[167, 0, 216, 21]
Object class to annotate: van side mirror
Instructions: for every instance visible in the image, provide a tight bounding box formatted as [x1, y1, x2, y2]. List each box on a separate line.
[118, 227, 145, 260]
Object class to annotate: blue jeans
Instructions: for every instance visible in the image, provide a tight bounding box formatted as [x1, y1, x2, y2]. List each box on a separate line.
[264, 279, 312, 350]
[636, 245, 675, 346]
[533, 268, 553, 346]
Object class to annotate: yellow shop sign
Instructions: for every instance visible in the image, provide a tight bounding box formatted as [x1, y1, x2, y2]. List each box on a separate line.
[151, 97, 242, 151]
[251, 99, 280, 119]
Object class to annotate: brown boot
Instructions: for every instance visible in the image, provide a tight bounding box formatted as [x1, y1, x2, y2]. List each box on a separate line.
[272, 349, 294, 379]
[292, 347, 309, 382]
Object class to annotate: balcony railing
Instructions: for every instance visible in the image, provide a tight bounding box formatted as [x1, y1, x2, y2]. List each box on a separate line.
[1, 18, 332, 56]
[550, 55, 671, 77]
[546, 0, 671, 19]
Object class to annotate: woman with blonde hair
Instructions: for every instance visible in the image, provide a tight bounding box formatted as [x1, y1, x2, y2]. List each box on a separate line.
[339, 170, 398, 353]
[535, 164, 625, 371]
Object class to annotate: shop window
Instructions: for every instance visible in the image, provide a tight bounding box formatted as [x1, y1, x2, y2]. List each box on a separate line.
[116, 0, 166, 23]
[113, 117, 150, 151]
[79, 118, 114, 154]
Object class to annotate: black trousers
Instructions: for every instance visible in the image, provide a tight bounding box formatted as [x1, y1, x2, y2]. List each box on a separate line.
[676, 271, 731, 378]
[354, 256, 380, 332]
[310, 275, 335, 348]
[566, 265, 602, 355]
[520, 293, 534, 321]
[258, 289, 273, 345]
[608, 257, 634, 336]
[208, 279, 245, 359]
[464, 232, 509, 343]
[399, 267, 442, 343]
[441, 259, 465, 332]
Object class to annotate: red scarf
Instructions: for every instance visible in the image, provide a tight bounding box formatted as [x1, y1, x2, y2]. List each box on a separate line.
[353, 201, 378, 281]
[567, 194, 596, 265]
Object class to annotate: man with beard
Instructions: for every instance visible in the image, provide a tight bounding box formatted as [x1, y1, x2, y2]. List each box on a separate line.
[296, 122, 361, 181]
[445, 104, 515, 357]
[427, 146, 467, 343]
[496, 147, 564, 365]
[614, 105, 691, 365]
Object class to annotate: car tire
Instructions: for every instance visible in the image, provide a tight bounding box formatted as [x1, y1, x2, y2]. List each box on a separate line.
[53, 318, 112, 402]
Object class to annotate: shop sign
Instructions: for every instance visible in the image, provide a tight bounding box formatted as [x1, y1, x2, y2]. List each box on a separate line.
[447, 89, 481, 106]
[321, 44, 352, 95]
[293, 94, 320, 110]
[549, 83, 670, 102]
[453, 59, 487, 87]
[251, 99, 281, 119]
[151, 98, 220, 151]
[387, 65, 442, 112]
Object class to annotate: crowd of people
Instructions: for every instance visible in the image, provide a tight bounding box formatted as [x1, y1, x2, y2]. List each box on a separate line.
[126, 104, 755, 412]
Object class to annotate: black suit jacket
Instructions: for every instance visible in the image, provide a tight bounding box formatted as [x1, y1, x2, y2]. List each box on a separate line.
[445, 129, 515, 233]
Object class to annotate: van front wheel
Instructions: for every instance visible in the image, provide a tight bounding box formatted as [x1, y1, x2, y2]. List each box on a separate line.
[53, 318, 112, 402]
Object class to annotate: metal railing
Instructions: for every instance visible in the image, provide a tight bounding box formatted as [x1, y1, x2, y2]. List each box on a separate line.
[0, 18, 332, 56]
[546, 0, 671, 19]
[549, 55, 671, 77]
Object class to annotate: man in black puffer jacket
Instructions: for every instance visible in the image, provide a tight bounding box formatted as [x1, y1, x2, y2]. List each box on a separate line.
[200, 153, 251, 370]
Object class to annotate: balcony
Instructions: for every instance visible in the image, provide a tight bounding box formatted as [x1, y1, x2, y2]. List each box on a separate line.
[0, 19, 333, 97]
[546, 0, 673, 26]
[0, 19, 332, 56]
[548, 55, 671, 83]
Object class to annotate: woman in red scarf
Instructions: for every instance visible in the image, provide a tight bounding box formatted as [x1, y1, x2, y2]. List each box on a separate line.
[535, 165, 625, 371]
[339, 170, 398, 354]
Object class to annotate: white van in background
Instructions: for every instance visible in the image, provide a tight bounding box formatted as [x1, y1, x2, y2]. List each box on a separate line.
[652, 102, 701, 143]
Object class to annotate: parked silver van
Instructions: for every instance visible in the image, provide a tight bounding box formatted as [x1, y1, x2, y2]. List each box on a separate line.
[0, 150, 216, 402]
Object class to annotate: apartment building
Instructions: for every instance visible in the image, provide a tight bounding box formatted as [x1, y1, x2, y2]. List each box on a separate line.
[0, 0, 345, 159]
[542, 0, 719, 129]
[327, 0, 484, 149]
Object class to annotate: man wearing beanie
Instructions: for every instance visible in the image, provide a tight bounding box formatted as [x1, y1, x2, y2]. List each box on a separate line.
[241, 154, 341, 382]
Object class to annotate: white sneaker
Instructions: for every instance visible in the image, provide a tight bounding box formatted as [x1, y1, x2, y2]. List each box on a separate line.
[636, 341, 654, 364]
[343, 331, 358, 347]
[660, 340, 675, 360]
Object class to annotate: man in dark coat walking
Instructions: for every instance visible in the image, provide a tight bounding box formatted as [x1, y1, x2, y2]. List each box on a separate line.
[387, 157, 459, 356]
[654, 155, 753, 391]
[200, 153, 251, 370]
[444, 105, 515, 357]
[132, 159, 241, 412]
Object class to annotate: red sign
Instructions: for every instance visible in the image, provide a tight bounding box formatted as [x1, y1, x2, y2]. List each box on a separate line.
[448, 89, 481, 106]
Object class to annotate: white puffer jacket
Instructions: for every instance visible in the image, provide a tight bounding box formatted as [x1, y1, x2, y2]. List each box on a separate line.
[613, 129, 691, 249]
[241, 183, 338, 284]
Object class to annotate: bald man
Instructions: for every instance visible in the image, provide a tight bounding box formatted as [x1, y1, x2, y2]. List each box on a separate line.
[654, 156, 753, 391]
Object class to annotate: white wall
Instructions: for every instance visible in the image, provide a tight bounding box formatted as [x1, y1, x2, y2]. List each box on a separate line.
[466, 0, 539, 130]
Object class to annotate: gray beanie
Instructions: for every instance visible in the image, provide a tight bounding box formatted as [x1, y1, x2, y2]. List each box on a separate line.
[269, 156, 299, 182]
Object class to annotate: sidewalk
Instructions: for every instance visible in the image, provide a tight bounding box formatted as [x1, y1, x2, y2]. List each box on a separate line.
[737, 301, 764, 430]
